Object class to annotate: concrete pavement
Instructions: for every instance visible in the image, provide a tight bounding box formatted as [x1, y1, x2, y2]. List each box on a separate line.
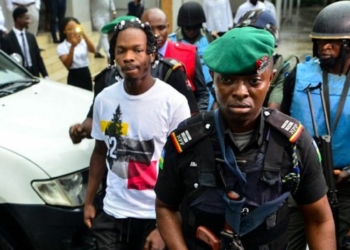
[275, 6, 323, 61]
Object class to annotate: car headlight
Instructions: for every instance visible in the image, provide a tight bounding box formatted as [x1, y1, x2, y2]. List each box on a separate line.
[32, 170, 87, 207]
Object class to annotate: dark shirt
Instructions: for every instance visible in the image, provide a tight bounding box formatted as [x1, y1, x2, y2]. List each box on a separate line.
[193, 55, 209, 111]
[155, 109, 327, 248]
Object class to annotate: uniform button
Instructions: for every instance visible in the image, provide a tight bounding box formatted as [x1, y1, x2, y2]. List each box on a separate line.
[264, 111, 271, 116]
[205, 124, 210, 129]
[194, 183, 199, 188]
[176, 43, 179, 46]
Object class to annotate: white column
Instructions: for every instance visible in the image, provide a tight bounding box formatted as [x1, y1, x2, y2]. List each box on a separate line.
[288, 0, 293, 21]
[276, 0, 282, 29]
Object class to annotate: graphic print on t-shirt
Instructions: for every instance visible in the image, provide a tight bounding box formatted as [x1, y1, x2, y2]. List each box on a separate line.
[104, 105, 157, 190]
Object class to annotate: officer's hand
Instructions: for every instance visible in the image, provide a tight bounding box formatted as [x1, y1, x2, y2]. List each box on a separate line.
[84, 204, 96, 229]
[143, 228, 165, 250]
[335, 169, 350, 185]
[69, 123, 89, 144]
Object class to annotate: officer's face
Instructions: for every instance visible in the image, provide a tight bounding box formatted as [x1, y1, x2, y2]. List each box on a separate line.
[114, 28, 155, 81]
[182, 25, 201, 40]
[142, 13, 169, 49]
[317, 39, 342, 61]
[213, 63, 274, 132]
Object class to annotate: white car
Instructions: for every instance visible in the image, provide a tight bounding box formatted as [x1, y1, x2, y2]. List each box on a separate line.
[0, 50, 96, 250]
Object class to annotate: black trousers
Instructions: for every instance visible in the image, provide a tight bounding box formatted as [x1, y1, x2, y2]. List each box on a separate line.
[67, 67, 92, 91]
[91, 211, 156, 250]
[48, 0, 66, 41]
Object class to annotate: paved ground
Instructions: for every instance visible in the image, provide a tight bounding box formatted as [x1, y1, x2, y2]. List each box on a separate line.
[275, 6, 323, 60]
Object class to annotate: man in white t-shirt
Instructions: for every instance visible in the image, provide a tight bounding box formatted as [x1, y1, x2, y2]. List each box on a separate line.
[233, 0, 266, 26]
[84, 18, 190, 250]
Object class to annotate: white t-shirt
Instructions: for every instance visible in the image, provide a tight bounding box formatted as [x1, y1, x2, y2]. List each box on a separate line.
[57, 39, 89, 69]
[234, 0, 266, 25]
[203, 0, 234, 33]
[91, 79, 191, 219]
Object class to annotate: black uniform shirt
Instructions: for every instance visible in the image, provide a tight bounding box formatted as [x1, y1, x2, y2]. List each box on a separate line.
[155, 109, 327, 209]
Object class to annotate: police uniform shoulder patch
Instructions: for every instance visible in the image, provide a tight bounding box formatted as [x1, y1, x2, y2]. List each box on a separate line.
[170, 112, 214, 153]
[161, 58, 183, 70]
[264, 109, 304, 143]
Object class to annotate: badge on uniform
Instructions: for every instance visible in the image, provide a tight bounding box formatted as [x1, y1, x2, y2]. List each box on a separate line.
[256, 55, 269, 74]
[264, 109, 304, 143]
[170, 130, 193, 153]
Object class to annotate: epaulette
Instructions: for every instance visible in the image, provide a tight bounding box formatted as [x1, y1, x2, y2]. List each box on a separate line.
[161, 58, 183, 71]
[170, 112, 214, 153]
[93, 65, 116, 82]
[264, 108, 304, 143]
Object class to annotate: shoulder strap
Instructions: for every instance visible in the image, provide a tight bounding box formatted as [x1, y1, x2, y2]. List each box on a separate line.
[170, 112, 214, 153]
[264, 109, 304, 143]
[170, 112, 217, 187]
[161, 58, 184, 82]
[322, 71, 350, 134]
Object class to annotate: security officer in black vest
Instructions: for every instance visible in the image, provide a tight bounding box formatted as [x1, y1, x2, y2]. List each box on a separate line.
[69, 16, 198, 144]
[155, 27, 336, 250]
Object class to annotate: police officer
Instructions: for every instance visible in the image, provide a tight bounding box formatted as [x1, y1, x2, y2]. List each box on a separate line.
[69, 16, 198, 144]
[236, 9, 294, 110]
[155, 27, 336, 250]
[282, 2, 350, 249]
[142, 8, 209, 112]
[169, 1, 215, 110]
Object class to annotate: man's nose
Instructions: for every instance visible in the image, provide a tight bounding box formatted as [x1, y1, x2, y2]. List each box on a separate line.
[232, 81, 249, 99]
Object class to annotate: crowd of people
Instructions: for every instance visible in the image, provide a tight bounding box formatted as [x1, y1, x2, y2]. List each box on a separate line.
[1, 0, 350, 249]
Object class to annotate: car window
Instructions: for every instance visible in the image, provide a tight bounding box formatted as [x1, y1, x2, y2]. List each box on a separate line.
[0, 51, 33, 87]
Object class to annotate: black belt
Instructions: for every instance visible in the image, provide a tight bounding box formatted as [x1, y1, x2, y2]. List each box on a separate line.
[13, 2, 35, 7]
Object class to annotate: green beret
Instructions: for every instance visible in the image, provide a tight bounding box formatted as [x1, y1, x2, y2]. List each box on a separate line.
[203, 27, 275, 74]
[101, 15, 137, 34]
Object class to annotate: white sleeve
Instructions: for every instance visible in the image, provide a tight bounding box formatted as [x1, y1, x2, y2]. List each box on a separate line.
[57, 43, 68, 57]
[91, 94, 105, 141]
[0, 7, 6, 32]
[168, 96, 191, 136]
[226, 0, 234, 28]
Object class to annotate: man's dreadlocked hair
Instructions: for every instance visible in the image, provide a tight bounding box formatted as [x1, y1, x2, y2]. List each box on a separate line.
[109, 18, 157, 65]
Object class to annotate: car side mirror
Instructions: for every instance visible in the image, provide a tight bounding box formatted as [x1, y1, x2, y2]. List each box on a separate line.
[10, 53, 23, 65]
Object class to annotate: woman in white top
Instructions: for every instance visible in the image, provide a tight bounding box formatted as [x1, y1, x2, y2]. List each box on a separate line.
[57, 17, 95, 91]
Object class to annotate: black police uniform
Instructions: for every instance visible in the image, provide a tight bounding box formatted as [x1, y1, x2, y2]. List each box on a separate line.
[155, 109, 327, 250]
[86, 58, 199, 119]
[191, 55, 209, 112]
